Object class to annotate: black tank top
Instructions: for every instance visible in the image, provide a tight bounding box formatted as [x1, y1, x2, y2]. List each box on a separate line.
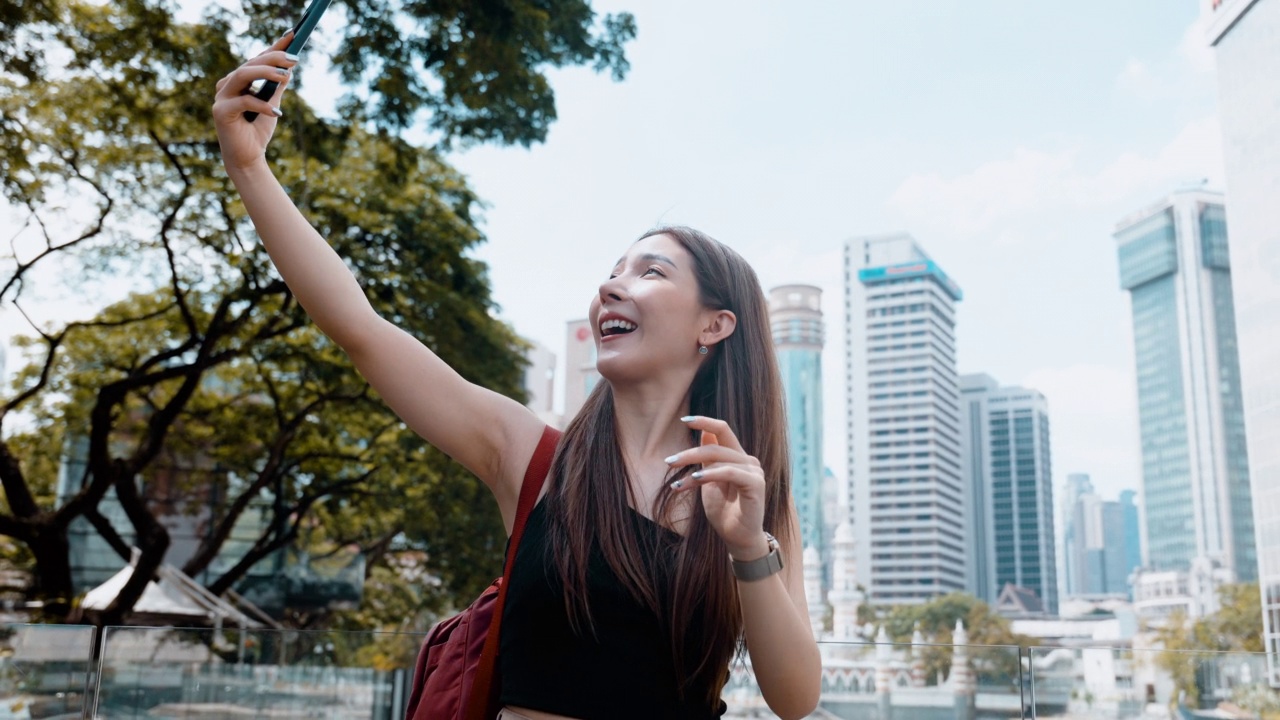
[498, 501, 726, 719]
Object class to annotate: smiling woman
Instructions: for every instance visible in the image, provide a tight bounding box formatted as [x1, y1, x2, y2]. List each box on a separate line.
[212, 36, 820, 720]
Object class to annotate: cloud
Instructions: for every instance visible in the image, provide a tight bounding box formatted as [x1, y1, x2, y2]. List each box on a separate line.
[1116, 58, 1154, 93]
[1177, 11, 1217, 77]
[886, 115, 1225, 243]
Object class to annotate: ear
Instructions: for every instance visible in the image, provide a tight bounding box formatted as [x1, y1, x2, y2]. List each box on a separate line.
[699, 309, 737, 348]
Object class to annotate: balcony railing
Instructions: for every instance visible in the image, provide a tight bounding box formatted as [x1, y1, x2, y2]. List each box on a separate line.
[0, 623, 1273, 719]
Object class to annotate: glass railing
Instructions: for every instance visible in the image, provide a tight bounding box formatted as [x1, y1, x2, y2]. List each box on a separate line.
[92, 626, 426, 719]
[0, 623, 97, 718]
[1027, 645, 1276, 720]
[722, 640, 1028, 719]
[3, 623, 1279, 719]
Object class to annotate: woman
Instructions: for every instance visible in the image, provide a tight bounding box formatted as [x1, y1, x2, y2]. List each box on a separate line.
[212, 35, 821, 720]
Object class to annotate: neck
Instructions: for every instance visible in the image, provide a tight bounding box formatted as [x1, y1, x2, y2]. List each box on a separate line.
[610, 376, 694, 477]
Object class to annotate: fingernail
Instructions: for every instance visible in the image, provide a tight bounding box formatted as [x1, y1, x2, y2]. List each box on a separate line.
[271, 107, 283, 117]
[275, 67, 289, 76]
[285, 53, 300, 62]
[663, 454, 680, 464]
[670, 480, 683, 490]
[680, 415, 696, 422]
[691, 471, 704, 479]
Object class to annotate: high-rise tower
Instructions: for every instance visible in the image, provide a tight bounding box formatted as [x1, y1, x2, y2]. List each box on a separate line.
[959, 374, 1058, 615]
[845, 234, 965, 604]
[769, 285, 825, 555]
[1208, 0, 1280, 684]
[1114, 189, 1255, 581]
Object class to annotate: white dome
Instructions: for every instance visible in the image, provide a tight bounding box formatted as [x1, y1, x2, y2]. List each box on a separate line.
[802, 546, 820, 565]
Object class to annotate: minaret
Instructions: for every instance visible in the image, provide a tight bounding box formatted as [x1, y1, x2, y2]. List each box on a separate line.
[910, 624, 926, 687]
[951, 619, 976, 719]
[803, 546, 826, 639]
[828, 521, 862, 639]
[875, 625, 894, 719]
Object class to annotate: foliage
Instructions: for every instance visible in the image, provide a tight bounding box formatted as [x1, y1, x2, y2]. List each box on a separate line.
[1232, 683, 1280, 719]
[0, 0, 633, 626]
[1156, 583, 1265, 707]
[882, 593, 1037, 688]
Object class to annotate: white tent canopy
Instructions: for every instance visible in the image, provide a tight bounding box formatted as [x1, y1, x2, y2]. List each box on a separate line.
[81, 549, 268, 629]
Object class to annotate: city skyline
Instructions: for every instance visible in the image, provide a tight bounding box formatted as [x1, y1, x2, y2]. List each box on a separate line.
[1, 0, 1218, 520]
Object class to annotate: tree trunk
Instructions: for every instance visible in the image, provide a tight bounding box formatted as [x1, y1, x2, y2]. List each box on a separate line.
[28, 521, 75, 619]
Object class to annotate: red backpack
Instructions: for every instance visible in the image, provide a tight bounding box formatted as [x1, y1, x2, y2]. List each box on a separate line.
[404, 425, 560, 720]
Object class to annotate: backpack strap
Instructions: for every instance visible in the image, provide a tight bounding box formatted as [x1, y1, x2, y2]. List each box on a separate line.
[466, 424, 561, 720]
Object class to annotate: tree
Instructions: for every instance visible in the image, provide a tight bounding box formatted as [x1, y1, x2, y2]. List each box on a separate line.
[882, 593, 1037, 687]
[0, 0, 634, 623]
[1156, 583, 1265, 707]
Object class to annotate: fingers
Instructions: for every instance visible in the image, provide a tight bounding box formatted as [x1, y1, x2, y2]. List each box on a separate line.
[665, 443, 754, 469]
[216, 61, 296, 100]
[669, 463, 764, 493]
[681, 415, 744, 453]
[213, 93, 285, 123]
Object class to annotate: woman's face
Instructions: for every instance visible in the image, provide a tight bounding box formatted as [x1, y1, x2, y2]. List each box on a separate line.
[589, 233, 709, 382]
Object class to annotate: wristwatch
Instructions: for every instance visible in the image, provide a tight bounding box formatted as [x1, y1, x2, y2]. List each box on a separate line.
[731, 532, 784, 582]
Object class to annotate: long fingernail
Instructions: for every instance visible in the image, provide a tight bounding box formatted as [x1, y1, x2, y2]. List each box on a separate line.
[663, 454, 680, 464]
[272, 107, 283, 117]
[275, 67, 290, 76]
[670, 479, 683, 490]
[691, 471, 704, 479]
[285, 53, 300, 62]
[680, 416, 696, 422]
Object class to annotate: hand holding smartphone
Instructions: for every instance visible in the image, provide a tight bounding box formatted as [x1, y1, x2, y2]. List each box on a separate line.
[243, 0, 333, 122]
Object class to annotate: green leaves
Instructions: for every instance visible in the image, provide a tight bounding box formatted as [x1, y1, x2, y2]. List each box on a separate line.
[0, 0, 628, 625]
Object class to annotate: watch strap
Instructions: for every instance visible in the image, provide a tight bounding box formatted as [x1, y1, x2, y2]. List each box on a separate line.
[731, 532, 784, 582]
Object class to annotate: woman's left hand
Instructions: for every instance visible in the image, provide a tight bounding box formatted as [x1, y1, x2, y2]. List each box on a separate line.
[667, 416, 770, 561]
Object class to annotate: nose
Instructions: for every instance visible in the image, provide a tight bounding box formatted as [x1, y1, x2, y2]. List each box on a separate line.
[597, 274, 627, 304]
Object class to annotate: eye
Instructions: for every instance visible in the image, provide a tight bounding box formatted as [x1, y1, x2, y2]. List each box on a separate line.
[643, 266, 666, 277]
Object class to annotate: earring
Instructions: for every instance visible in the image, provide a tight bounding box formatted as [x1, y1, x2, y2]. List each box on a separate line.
[698, 345, 709, 355]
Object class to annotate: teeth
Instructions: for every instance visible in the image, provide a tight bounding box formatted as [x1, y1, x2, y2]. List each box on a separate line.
[601, 319, 637, 333]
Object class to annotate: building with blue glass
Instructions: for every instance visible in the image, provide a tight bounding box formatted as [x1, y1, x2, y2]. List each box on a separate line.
[1208, 0, 1280, 685]
[1114, 189, 1255, 585]
[845, 235, 965, 605]
[960, 374, 1058, 615]
[769, 285, 825, 558]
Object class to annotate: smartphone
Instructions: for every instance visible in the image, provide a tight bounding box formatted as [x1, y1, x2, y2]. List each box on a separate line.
[244, 0, 334, 122]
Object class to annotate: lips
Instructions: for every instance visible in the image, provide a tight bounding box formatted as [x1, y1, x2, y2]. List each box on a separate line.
[598, 311, 638, 339]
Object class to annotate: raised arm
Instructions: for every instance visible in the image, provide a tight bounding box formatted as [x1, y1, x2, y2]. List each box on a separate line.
[211, 37, 546, 530]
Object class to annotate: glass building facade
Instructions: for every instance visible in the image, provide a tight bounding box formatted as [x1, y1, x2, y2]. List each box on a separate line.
[845, 235, 966, 604]
[960, 375, 1058, 614]
[1210, 0, 1280, 685]
[768, 285, 826, 556]
[1114, 191, 1256, 584]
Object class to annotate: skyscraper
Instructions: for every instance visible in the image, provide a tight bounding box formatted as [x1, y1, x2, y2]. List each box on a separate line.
[845, 234, 965, 604]
[521, 340, 560, 427]
[960, 374, 1058, 615]
[768, 285, 825, 555]
[1114, 189, 1255, 582]
[1208, 0, 1280, 684]
[1063, 474, 1137, 599]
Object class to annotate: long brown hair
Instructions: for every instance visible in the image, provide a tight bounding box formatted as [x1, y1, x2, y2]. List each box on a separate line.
[544, 225, 793, 707]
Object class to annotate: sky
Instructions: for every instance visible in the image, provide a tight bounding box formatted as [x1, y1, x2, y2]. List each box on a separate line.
[4, 0, 1225, 514]
[441, 0, 1224, 508]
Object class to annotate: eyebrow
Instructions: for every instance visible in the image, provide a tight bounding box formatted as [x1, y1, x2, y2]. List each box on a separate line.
[615, 252, 679, 269]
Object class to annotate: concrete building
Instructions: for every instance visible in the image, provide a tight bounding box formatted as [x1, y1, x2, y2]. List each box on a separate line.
[768, 284, 825, 557]
[562, 318, 599, 422]
[1207, 0, 1280, 686]
[960, 374, 1058, 615]
[1114, 190, 1255, 584]
[844, 234, 966, 604]
[521, 340, 560, 427]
